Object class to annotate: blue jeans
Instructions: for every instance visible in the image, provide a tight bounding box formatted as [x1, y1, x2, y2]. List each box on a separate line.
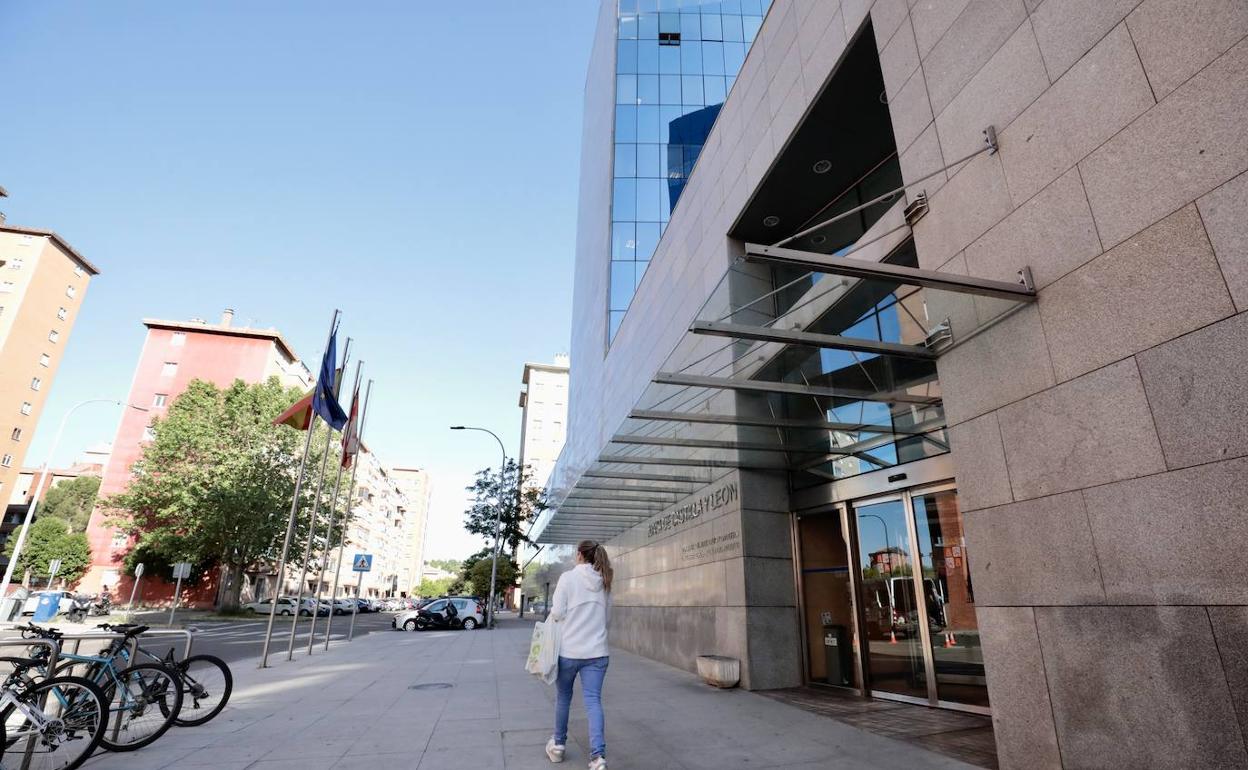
[553, 656, 608, 758]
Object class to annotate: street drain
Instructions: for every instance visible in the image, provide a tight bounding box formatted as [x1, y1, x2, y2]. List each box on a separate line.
[409, 683, 453, 691]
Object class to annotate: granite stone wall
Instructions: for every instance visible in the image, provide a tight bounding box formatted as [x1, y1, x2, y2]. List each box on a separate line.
[606, 469, 802, 690]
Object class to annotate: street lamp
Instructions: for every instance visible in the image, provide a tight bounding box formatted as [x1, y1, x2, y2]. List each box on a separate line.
[1, 398, 148, 602]
[450, 425, 510, 629]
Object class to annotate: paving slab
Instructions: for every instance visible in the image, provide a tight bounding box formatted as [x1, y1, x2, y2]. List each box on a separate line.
[78, 615, 979, 769]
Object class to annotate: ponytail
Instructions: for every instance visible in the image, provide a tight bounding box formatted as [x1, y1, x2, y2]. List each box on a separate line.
[577, 540, 613, 592]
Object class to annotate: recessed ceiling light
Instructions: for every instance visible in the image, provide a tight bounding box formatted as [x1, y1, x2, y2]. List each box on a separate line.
[763, 215, 780, 227]
[811, 234, 827, 245]
[812, 159, 832, 174]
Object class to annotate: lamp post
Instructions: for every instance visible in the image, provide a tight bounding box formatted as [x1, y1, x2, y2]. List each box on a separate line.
[1, 398, 148, 602]
[450, 425, 510, 629]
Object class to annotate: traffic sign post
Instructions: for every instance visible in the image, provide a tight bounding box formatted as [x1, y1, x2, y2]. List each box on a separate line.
[169, 562, 192, 626]
[47, 559, 62, 589]
[127, 562, 145, 615]
[348, 554, 371, 641]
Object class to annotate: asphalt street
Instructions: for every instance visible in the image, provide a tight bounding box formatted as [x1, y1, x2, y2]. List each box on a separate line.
[174, 611, 398, 664]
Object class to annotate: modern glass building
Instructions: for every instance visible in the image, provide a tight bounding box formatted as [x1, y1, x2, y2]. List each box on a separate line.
[609, 0, 772, 340]
[552, 0, 1248, 767]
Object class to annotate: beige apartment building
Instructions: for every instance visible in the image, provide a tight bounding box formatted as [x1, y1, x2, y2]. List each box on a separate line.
[0, 217, 98, 506]
[392, 466, 432, 594]
[517, 355, 570, 490]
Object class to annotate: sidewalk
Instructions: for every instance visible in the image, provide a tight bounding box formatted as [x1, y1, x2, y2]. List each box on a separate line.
[81, 616, 979, 769]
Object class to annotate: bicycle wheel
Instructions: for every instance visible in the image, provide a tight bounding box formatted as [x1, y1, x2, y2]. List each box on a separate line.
[96, 663, 183, 751]
[0, 675, 109, 770]
[169, 654, 232, 727]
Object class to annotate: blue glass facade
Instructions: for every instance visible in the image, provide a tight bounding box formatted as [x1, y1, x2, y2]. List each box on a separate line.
[609, 0, 772, 341]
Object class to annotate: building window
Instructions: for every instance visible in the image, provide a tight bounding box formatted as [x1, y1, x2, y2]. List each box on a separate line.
[10, 428, 20, 442]
[19, 402, 32, 416]
[142, 426, 156, 442]
[73, 264, 85, 277]
[153, 393, 167, 407]
[1, 455, 11, 468]
[9, 258, 22, 270]
[48, 330, 59, 343]
[160, 362, 178, 378]
[0, 282, 14, 294]
[65, 285, 76, 298]
[38, 354, 50, 367]
[170, 332, 186, 346]
[30, 377, 41, 391]
[56, 307, 67, 321]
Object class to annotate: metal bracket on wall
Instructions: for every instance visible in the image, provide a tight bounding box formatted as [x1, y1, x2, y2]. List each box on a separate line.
[904, 191, 929, 226]
[1018, 266, 1035, 292]
[924, 318, 953, 350]
[984, 125, 998, 155]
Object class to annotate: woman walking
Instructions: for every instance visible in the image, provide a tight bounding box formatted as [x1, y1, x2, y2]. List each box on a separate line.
[546, 540, 613, 769]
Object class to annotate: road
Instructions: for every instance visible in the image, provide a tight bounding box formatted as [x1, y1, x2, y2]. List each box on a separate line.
[174, 611, 397, 664]
[0, 611, 399, 666]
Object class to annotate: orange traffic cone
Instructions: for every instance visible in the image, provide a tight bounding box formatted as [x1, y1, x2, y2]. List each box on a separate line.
[889, 629, 898, 644]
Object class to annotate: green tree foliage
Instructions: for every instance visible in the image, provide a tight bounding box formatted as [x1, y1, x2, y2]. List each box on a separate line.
[4, 518, 90, 586]
[106, 378, 345, 609]
[425, 558, 461, 573]
[462, 460, 547, 552]
[414, 577, 454, 598]
[466, 554, 518, 599]
[39, 476, 100, 533]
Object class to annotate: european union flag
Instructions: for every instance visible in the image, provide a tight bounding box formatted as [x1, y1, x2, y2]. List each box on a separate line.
[312, 328, 349, 431]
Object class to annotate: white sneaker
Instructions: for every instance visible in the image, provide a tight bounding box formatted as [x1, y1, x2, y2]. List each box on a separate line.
[545, 738, 566, 763]
[588, 758, 607, 770]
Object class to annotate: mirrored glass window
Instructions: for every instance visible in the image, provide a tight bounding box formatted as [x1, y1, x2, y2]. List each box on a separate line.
[608, 0, 773, 342]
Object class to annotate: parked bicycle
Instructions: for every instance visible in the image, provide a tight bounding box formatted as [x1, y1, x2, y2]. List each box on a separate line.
[0, 650, 108, 769]
[18, 624, 183, 752]
[97, 623, 232, 727]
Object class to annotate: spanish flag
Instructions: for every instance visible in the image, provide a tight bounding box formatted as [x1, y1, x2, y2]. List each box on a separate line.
[273, 390, 314, 430]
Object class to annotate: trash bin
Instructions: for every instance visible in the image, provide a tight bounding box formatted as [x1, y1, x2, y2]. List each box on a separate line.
[822, 624, 851, 686]
[32, 591, 63, 622]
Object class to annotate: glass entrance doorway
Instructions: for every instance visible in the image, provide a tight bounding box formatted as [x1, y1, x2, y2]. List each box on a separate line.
[796, 484, 989, 712]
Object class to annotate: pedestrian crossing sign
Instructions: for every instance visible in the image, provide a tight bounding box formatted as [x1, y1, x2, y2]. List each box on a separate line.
[352, 554, 373, 572]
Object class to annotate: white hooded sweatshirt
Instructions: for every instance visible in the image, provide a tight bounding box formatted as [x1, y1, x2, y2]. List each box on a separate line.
[550, 563, 611, 659]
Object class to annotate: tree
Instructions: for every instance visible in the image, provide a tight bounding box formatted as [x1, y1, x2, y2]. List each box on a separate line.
[462, 459, 547, 553]
[4, 517, 90, 586]
[414, 577, 453, 598]
[39, 476, 100, 533]
[426, 559, 461, 573]
[106, 378, 345, 610]
[466, 555, 518, 599]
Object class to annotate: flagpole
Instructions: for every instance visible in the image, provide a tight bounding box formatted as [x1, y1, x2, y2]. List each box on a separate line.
[260, 309, 338, 669]
[307, 360, 362, 654]
[324, 378, 371, 651]
[285, 340, 350, 660]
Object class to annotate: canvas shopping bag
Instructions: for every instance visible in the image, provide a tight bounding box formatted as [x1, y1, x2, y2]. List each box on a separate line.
[537, 618, 560, 685]
[525, 621, 545, 675]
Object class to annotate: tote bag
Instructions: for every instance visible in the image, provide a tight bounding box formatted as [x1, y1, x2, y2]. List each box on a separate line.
[525, 620, 560, 685]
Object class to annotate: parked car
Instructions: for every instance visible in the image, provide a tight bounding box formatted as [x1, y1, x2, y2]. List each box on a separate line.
[244, 597, 301, 616]
[393, 597, 484, 632]
[21, 590, 74, 616]
[329, 598, 355, 615]
[302, 598, 330, 616]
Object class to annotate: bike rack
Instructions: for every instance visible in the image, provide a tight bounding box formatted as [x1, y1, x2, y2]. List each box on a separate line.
[0, 624, 194, 661]
[0, 637, 61, 770]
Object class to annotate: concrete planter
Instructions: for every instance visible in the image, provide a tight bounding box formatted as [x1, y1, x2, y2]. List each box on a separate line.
[696, 655, 740, 689]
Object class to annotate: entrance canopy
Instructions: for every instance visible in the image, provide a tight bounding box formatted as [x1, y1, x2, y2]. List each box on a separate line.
[534, 202, 1034, 544]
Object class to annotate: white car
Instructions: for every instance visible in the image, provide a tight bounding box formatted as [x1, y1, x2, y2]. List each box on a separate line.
[244, 597, 300, 616]
[392, 597, 484, 632]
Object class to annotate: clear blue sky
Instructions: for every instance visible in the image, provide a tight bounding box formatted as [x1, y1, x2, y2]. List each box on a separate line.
[0, 2, 599, 559]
